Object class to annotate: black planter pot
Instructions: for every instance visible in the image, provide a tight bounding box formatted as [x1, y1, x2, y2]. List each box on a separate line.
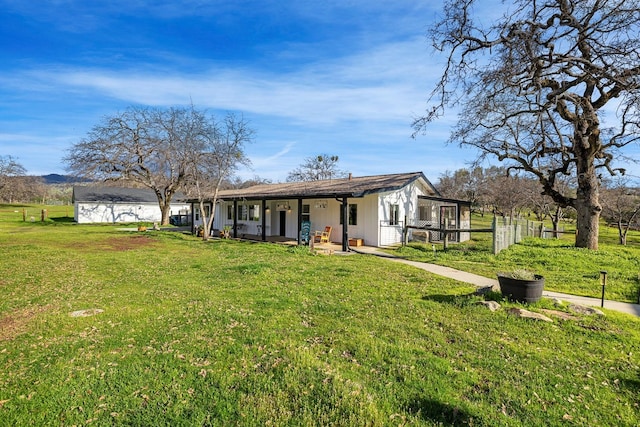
[497, 275, 545, 303]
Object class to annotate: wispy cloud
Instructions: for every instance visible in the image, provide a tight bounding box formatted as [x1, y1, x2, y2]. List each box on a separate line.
[0, 0, 490, 179]
[18, 36, 437, 127]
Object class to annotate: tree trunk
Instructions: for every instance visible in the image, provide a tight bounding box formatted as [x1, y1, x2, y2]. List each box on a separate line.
[571, 122, 602, 250]
[160, 203, 171, 226]
[618, 220, 628, 246]
[198, 201, 210, 241]
[551, 206, 562, 239]
[573, 170, 601, 250]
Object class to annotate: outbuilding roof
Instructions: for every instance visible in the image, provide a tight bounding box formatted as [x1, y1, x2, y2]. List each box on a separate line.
[72, 186, 187, 204]
[215, 172, 440, 201]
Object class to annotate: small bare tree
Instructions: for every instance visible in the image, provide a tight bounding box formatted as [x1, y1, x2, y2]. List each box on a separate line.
[600, 178, 640, 245]
[414, 0, 640, 250]
[185, 113, 253, 240]
[0, 176, 47, 203]
[436, 167, 489, 214]
[0, 155, 27, 200]
[286, 154, 347, 182]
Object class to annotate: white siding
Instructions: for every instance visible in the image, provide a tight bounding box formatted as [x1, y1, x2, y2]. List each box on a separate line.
[206, 176, 445, 246]
[75, 202, 190, 224]
[377, 180, 433, 246]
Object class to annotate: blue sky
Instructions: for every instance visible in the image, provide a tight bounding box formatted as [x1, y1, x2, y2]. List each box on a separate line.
[1, 0, 637, 183]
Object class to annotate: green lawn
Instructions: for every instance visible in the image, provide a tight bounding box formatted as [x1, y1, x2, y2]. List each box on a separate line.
[1, 205, 639, 426]
[395, 215, 640, 303]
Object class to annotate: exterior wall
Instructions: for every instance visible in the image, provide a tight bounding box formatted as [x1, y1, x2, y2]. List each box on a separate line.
[211, 197, 380, 245]
[413, 199, 471, 243]
[207, 201, 272, 237]
[203, 177, 456, 247]
[378, 179, 434, 246]
[75, 202, 190, 224]
[459, 205, 471, 242]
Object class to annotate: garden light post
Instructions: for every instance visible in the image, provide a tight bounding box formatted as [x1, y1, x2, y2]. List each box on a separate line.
[600, 271, 607, 308]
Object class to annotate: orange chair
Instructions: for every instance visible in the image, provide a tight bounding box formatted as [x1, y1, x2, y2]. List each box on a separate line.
[314, 226, 332, 243]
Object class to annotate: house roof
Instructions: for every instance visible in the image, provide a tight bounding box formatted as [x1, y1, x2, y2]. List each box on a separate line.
[214, 172, 440, 201]
[72, 186, 187, 204]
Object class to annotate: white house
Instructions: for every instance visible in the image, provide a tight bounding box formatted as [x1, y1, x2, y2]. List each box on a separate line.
[190, 172, 471, 250]
[72, 186, 191, 224]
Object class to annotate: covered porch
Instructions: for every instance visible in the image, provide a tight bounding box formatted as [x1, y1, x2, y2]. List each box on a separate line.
[227, 233, 370, 255]
[212, 197, 354, 251]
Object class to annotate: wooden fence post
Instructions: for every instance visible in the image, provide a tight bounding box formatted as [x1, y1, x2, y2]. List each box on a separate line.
[443, 218, 449, 250]
[492, 216, 497, 255]
[403, 215, 408, 246]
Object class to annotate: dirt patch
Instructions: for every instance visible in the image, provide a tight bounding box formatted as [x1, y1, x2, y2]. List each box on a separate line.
[0, 305, 50, 342]
[70, 234, 158, 252]
[104, 234, 157, 251]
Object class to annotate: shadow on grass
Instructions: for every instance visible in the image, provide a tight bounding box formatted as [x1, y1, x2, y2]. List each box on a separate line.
[50, 217, 75, 224]
[618, 377, 640, 394]
[406, 397, 477, 425]
[422, 290, 504, 306]
[422, 293, 477, 304]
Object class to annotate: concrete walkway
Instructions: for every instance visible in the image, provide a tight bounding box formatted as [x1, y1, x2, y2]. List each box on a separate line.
[352, 246, 640, 317]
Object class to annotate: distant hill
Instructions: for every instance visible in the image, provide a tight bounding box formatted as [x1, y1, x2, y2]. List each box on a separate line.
[41, 174, 92, 185]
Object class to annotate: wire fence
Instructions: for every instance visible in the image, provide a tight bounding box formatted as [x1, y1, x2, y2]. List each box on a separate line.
[405, 216, 567, 254]
[493, 217, 566, 254]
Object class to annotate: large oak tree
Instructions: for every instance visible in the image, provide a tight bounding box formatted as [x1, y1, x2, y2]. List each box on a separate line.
[414, 0, 640, 249]
[65, 106, 250, 225]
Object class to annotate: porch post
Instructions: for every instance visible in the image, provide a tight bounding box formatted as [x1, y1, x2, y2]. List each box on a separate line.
[190, 202, 196, 235]
[233, 200, 238, 239]
[297, 198, 303, 245]
[261, 199, 267, 241]
[341, 198, 348, 252]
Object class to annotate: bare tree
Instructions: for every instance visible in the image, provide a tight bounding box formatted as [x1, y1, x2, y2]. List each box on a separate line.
[485, 172, 530, 217]
[185, 113, 253, 240]
[286, 154, 347, 182]
[436, 167, 488, 214]
[65, 106, 205, 225]
[414, 0, 640, 250]
[0, 155, 27, 200]
[600, 178, 640, 245]
[227, 175, 272, 189]
[0, 176, 46, 203]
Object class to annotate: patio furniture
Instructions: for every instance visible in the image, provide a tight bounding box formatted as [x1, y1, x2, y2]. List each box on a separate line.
[348, 238, 363, 247]
[314, 226, 332, 243]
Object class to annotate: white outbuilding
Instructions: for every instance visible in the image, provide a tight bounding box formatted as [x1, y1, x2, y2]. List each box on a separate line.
[72, 186, 190, 224]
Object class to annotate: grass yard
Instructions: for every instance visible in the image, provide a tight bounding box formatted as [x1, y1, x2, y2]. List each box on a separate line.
[395, 215, 640, 304]
[1, 205, 639, 426]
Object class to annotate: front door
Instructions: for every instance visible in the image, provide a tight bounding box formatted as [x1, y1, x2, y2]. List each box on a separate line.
[439, 205, 458, 242]
[279, 210, 286, 237]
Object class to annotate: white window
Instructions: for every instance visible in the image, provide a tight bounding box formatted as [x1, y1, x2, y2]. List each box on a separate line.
[340, 204, 357, 225]
[249, 204, 260, 221]
[238, 204, 248, 221]
[390, 204, 400, 226]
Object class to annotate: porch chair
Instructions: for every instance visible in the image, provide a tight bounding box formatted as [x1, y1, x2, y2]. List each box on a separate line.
[314, 226, 332, 243]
